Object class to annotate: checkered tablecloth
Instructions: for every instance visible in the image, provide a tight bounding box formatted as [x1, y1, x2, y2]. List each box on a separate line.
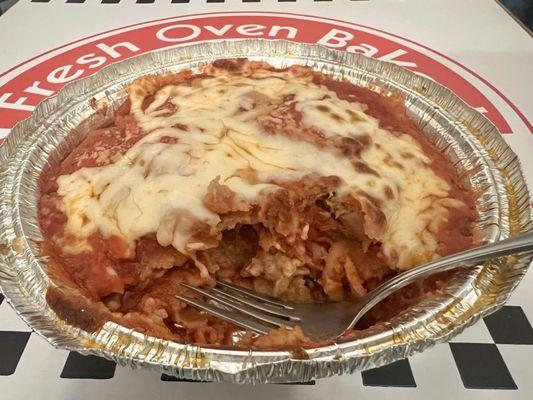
[1, 289, 533, 396]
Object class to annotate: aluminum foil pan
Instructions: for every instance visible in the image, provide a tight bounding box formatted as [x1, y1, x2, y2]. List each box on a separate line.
[0, 39, 531, 383]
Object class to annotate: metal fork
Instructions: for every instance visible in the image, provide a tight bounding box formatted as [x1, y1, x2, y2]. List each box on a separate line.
[176, 231, 533, 340]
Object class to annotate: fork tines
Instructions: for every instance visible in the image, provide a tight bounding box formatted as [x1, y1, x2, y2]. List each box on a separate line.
[176, 280, 299, 335]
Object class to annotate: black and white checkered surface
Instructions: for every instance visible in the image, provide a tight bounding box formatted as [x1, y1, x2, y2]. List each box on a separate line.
[1, 288, 533, 398]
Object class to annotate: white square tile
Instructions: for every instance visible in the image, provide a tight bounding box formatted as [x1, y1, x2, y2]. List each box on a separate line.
[450, 319, 494, 343]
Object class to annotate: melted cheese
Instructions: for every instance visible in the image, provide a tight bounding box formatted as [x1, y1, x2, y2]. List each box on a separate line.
[56, 64, 463, 271]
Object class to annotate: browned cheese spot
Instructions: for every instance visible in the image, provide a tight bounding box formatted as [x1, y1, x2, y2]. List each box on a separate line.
[353, 161, 380, 176]
[384, 154, 405, 170]
[212, 58, 248, 72]
[172, 123, 189, 131]
[159, 102, 177, 116]
[383, 185, 394, 199]
[400, 151, 415, 159]
[160, 136, 179, 144]
[333, 135, 371, 158]
[330, 113, 344, 122]
[234, 167, 260, 185]
[316, 105, 331, 113]
[346, 109, 364, 122]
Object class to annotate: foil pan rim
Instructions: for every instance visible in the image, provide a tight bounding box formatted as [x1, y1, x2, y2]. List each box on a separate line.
[0, 39, 531, 383]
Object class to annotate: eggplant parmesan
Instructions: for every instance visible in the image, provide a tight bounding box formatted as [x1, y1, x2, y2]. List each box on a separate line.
[39, 59, 477, 349]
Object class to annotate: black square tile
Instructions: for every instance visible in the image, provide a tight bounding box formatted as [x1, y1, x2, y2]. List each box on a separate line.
[449, 343, 517, 389]
[30, 0, 51, 3]
[161, 373, 210, 382]
[66, 0, 86, 3]
[136, 0, 154, 3]
[0, 331, 31, 375]
[0, 292, 4, 305]
[61, 352, 116, 379]
[484, 306, 533, 344]
[171, 0, 190, 3]
[362, 359, 416, 387]
[102, 0, 121, 3]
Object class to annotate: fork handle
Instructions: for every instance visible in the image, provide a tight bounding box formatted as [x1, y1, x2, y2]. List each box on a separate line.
[349, 230, 533, 328]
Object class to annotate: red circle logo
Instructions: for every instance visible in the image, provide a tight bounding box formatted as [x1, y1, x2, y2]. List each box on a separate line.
[0, 12, 530, 138]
